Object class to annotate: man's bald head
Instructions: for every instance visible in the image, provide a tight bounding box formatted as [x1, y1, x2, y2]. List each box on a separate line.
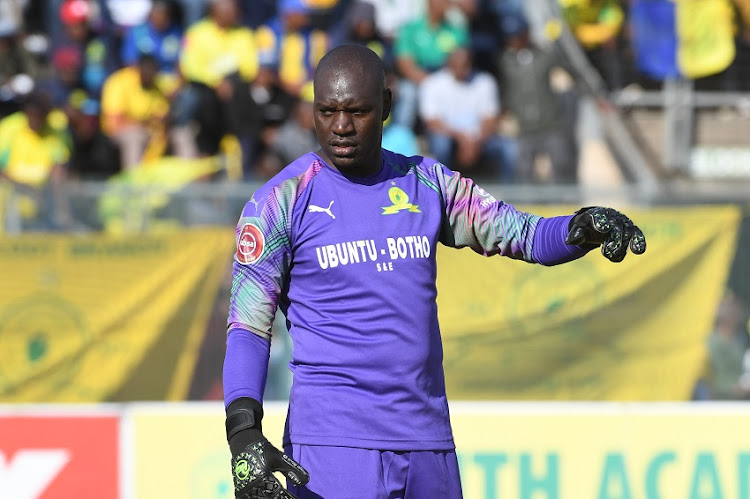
[312, 44, 392, 177]
[314, 44, 386, 96]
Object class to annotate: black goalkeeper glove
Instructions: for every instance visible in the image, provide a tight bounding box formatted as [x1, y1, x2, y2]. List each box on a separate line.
[226, 398, 310, 499]
[565, 206, 647, 263]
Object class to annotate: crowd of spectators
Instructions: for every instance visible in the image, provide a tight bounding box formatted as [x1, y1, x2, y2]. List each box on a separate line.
[2, 0, 750, 230]
[0, 0, 604, 191]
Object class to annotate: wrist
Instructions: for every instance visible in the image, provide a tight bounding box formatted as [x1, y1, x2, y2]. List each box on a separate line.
[226, 397, 264, 455]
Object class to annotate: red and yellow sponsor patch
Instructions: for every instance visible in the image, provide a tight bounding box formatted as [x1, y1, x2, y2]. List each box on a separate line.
[236, 223, 264, 264]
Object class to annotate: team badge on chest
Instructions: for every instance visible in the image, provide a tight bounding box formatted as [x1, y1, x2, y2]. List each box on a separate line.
[382, 186, 420, 215]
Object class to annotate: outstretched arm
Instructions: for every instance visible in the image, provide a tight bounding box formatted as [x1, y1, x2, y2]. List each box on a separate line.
[433, 163, 645, 264]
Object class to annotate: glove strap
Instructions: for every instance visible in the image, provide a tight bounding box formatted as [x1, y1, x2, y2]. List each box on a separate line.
[226, 409, 256, 442]
[226, 397, 264, 442]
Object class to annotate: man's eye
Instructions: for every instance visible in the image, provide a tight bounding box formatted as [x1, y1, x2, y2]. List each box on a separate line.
[319, 110, 333, 116]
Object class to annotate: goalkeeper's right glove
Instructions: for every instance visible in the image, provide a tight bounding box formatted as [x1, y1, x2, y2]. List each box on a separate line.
[226, 398, 310, 499]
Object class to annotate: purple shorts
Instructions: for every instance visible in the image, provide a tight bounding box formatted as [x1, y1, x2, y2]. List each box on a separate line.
[284, 444, 463, 498]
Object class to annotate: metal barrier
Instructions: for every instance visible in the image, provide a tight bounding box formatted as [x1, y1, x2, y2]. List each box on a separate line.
[4, 178, 750, 235]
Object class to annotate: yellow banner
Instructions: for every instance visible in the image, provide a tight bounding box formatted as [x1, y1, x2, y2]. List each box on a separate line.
[677, 0, 736, 79]
[437, 206, 740, 400]
[453, 403, 750, 499]
[129, 402, 750, 499]
[0, 228, 233, 402]
[132, 407, 235, 499]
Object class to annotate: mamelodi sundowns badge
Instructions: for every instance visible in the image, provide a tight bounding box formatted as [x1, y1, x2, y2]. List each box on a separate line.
[237, 223, 264, 264]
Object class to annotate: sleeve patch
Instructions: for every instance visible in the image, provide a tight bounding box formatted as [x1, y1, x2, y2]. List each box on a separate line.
[236, 223, 265, 264]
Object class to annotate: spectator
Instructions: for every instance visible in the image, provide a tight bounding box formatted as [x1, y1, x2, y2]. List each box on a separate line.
[263, 92, 318, 175]
[0, 0, 25, 37]
[36, 47, 87, 115]
[497, 16, 580, 184]
[120, 0, 183, 77]
[721, 2, 750, 92]
[0, 91, 71, 230]
[560, 0, 625, 91]
[53, 0, 118, 99]
[175, 0, 258, 171]
[105, 0, 153, 31]
[240, 0, 277, 29]
[419, 46, 516, 180]
[255, 0, 330, 99]
[460, 0, 501, 74]
[361, 0, 424, 43]
[380, 70, 421, 157]
[0, 23, 48, 117]
[305, 0, 350, 33]
[242, 63, 295, 179]
[336, 1, 393, 69]
[172, 0, 205, 27]
[100, 54, 170, 169]
[461, 0, 526, 74]
[706, 292, 750, 400]
[67, 98, 122, 180]
[393, 0, 470, 129]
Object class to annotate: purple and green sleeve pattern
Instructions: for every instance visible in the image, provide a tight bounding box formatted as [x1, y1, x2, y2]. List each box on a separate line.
[431, 162, 540, 261]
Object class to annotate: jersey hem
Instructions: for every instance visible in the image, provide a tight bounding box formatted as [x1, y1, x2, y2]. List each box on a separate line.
[284, 433, 456, 451]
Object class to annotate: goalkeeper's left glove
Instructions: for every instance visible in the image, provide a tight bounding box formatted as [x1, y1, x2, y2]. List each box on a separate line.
[226, 397, 310, 498]
[565, 206, 647, 262]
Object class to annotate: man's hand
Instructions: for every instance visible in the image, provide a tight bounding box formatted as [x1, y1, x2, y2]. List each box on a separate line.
[227, 398, 310, 498]
[565, 206, 646, 262]
[231, 432, 309, 498]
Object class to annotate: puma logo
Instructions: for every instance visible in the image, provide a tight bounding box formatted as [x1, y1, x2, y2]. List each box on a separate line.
[308, 200, 336, 220]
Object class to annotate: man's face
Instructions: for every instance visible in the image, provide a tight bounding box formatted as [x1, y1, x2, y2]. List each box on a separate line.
[24, 107, 47, 134]
[428, 0, 449, 18]
[149, 4, 171, 32]
[447, 48, 471, 81]
[139, 61, 158, 88]
[212, 0, 238, 28]
[313, 68, 390, 175]
[64, 21, 88, 42]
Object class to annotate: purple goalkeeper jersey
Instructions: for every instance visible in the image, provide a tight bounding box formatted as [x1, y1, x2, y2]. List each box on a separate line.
[227, 149, 541, 451]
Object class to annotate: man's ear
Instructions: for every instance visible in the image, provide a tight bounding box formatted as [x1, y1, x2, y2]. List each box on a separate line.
[382, 88, 392, 122]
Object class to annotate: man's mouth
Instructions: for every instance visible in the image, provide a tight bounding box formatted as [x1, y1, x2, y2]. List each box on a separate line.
[331, 142, 356, 156]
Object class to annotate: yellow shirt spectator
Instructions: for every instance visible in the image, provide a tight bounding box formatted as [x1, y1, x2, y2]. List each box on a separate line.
[179, 18, 258, 88]
[100, 66, 170, 137]
[0, 111, 70, 188]
[560, 0, 624, 48]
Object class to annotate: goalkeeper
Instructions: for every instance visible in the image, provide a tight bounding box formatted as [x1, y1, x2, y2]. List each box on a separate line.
[223, 44, 646, 498]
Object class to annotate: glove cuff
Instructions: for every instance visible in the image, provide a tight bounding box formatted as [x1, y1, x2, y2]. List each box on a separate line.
[226, 398, 264, 455]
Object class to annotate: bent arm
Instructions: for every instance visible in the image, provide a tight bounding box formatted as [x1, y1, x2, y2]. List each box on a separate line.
[225, 189, 293, 407]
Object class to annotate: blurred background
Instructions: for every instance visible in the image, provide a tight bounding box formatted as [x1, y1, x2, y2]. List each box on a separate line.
[1, 0, 750, 497]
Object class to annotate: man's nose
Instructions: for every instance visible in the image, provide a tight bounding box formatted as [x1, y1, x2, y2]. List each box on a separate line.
[332, 112, 354, 135]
